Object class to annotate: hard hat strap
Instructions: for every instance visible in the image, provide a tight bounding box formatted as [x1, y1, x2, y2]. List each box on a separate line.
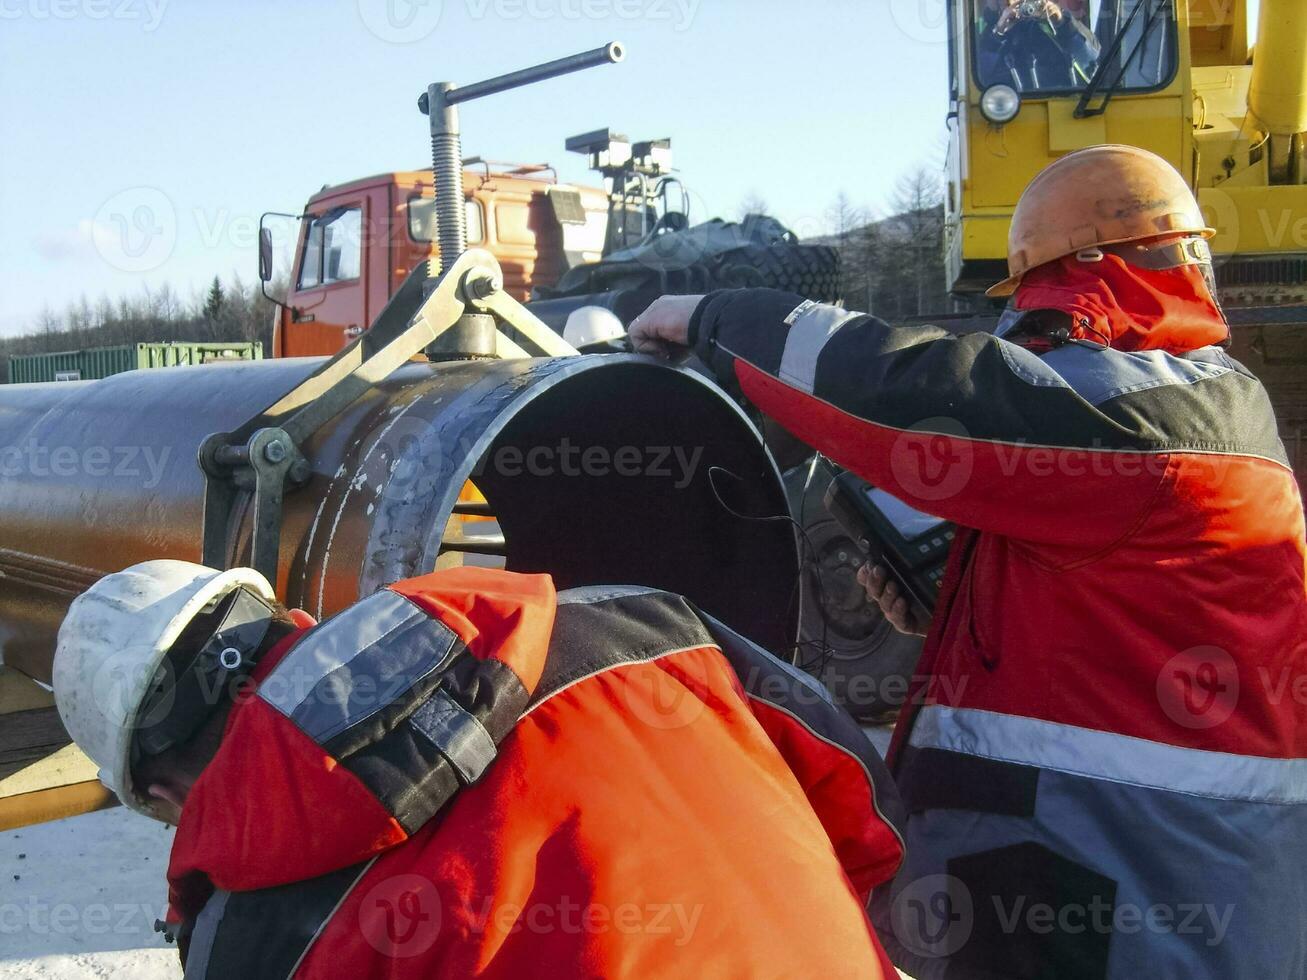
[134, 587, 276, 759]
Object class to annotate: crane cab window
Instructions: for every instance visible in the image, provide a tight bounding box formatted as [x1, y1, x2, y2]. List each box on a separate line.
[408, 197, 486, 245]
[298, 206, 362, 289]
[972, 0, 1178, 95]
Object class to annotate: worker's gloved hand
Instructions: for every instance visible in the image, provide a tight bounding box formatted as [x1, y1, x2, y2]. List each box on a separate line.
[629, 294, 705, 358]
[857, 562, 929, 637]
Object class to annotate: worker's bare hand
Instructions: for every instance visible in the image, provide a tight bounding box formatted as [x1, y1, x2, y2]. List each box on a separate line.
[857, 562, 929, 637]
[629, 294, 705, 358]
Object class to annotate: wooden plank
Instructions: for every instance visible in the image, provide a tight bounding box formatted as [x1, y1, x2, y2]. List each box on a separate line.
[1, 741, 99, 797]
[0, 666, 54, 715]
[0, 706, 75, 782]
[0, 668, 116, 827]
[0, 693, 112, 827]
[0, 781, 116, 832]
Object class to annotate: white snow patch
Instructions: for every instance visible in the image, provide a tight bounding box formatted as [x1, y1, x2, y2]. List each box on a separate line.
[0, 949, 180, 980]
[0, 807, 179, 978]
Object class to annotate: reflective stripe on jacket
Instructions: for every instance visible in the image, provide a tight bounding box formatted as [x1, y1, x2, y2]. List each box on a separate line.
[167, 567, 906, 979]
[689, 288, 1307, 979]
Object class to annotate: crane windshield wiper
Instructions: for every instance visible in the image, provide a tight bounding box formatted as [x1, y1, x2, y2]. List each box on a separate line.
[1074, 0, 1171, 118]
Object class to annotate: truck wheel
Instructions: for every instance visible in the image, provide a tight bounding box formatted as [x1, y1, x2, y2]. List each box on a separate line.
[717, 244, 841, 303]
[784, 460, 924, 724]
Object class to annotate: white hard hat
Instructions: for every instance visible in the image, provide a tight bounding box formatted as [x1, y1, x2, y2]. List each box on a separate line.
[52, 560, 275, 819]
[563, 305, 626, 349]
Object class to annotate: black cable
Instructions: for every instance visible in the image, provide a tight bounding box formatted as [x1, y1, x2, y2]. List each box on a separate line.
[706, 464, 837, 674]
[795, 454, 834, 674]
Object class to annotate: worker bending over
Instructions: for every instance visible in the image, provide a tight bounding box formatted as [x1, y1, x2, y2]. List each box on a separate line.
[53, 561, 907, 978]
[632, 145, 1307, 978]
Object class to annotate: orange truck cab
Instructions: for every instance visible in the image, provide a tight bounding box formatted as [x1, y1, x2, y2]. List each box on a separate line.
[270, 165, 610, 358]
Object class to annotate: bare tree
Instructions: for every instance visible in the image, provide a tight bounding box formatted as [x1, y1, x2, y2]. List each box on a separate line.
[826, 192, 869, 303]
[37, 306, 60, 336]
[736, 191, 770, 221]
[885, 167, 947, 316]
[816, 163, 949, 321]
[827, 192, 864, 243]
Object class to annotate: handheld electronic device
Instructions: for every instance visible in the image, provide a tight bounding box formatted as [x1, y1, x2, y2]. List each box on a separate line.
[822, 470, 956, 625]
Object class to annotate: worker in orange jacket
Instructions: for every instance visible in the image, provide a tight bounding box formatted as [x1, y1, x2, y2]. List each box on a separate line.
[53, 561, 908, 978]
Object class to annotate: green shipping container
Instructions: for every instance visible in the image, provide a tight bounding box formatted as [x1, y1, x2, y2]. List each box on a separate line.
[6, 342, 263, 384]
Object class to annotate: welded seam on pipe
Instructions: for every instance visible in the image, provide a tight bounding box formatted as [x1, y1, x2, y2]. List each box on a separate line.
[316, 397, 426, 619]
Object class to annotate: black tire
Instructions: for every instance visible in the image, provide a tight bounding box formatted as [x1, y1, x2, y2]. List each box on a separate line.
[784, 459, 924, 723]
[716, 244, 842, 303]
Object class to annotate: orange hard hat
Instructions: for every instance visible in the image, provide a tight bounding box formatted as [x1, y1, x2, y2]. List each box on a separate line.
[988, 145, 1215, 297]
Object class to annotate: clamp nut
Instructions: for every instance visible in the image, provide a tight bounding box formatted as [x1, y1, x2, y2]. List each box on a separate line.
[466, 273, 503, 301]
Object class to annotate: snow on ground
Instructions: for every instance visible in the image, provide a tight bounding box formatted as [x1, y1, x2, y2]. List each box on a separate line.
[0, 806, 179, 979]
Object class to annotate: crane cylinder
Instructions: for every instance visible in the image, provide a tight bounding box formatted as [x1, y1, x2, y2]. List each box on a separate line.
[1248, 0, 1307, 152]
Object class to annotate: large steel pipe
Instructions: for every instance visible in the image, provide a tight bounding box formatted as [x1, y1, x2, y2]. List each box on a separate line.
[0, 355, 798, 682]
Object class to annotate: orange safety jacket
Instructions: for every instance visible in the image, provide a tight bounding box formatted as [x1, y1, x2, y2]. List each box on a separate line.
[164, 568, 907, 978]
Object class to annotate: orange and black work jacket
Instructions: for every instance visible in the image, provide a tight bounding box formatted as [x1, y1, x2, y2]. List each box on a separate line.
[164, 567, 907, 978]
[688, 277, 1307, 979]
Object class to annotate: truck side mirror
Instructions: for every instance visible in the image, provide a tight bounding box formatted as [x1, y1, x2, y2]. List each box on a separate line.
[258, 227, 274, 283]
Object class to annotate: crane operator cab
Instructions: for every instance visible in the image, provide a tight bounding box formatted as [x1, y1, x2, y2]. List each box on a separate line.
[946, 0, 1185, 296]
[972, 0, 1176, 95]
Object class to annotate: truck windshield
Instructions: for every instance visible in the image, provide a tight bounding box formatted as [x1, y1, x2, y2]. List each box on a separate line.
[972, 0, 1176, 95]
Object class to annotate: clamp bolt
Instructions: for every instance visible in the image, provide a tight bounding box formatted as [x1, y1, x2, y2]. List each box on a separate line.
[263, 441, 288, 464]
[466, 273, 503, 301]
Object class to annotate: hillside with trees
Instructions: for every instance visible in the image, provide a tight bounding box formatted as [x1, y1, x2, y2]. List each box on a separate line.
[0, 276, 282, 382]
[819, 167, 949, 320]
[736, 166, 950, 320]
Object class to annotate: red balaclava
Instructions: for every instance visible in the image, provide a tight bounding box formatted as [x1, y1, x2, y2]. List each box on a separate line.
[1010, 247, 1229, 354]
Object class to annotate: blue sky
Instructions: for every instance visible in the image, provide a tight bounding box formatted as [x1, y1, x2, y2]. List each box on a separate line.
[0, 0, 957, 336]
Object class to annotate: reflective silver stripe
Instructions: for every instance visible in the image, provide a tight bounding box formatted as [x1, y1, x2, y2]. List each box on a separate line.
[409, 689, 497, 784]
[909, 705, 1307, 805]
[1001, 341, 1232, 406]
[183, 889, 230, 980]
[259, 589, 429, 718]
[783, 299, 817, 325]
[778, 303, 859, 394]
[556, 584, 663, 606]
[520, 643, 713, 720]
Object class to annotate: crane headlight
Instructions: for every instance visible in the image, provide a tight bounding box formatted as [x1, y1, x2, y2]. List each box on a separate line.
[980, 84, 1022, 124]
